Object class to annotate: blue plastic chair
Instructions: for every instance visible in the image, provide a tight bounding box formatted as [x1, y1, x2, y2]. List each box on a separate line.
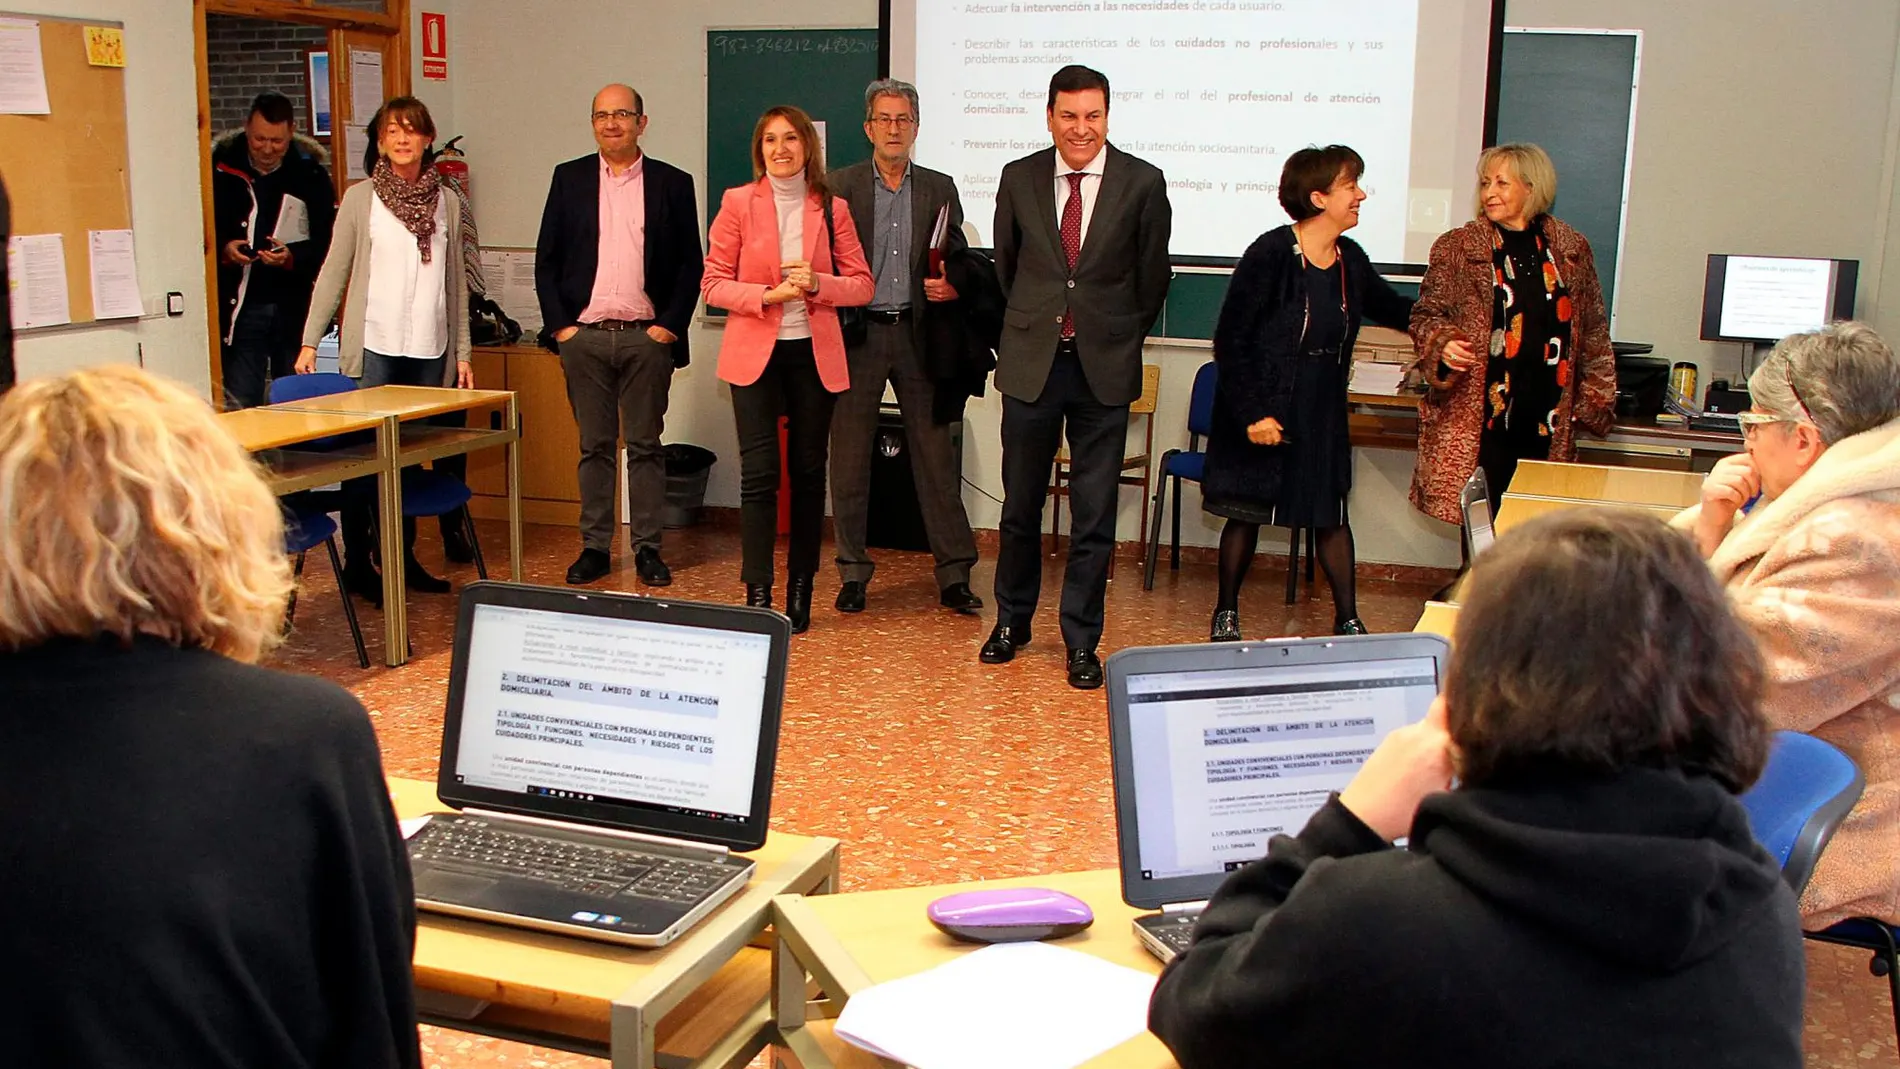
[1141, 361, 1313, 599]
[1144, 362, 1218, 590]
[1739, 731, 1899, 1042]
[282, 507, 370, 668]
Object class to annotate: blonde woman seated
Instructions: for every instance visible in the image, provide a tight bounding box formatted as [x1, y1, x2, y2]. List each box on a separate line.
[1680, 319, 1900, 928]
[0, 367, 419, 1067]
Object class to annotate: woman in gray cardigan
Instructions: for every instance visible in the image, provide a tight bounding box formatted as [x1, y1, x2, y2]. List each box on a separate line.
[298, 96, 473, 594]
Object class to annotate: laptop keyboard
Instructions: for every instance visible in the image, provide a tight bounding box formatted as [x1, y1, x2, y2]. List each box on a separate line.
[1152, 921, 1195, 956]
[409, 815, 740, 905]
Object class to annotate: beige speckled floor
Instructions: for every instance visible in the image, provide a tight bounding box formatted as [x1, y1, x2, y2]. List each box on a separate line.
[271, 518, 1899, 1069]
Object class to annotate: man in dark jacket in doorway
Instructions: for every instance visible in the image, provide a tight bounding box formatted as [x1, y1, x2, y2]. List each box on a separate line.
[212, 91, 335, 409]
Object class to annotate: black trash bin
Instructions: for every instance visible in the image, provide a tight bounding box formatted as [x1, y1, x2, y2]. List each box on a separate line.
[662, 444, 717, 528]
[867, 407, 964, 551]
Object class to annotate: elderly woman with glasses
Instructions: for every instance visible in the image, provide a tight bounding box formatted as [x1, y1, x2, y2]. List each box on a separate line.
[1679, 319, 1900, 929]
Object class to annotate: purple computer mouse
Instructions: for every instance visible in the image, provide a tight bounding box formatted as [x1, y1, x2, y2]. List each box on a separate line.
[926, 887, 1095, 944]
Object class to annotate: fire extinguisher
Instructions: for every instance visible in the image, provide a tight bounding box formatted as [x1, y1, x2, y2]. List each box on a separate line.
[432, 135, 486, 299]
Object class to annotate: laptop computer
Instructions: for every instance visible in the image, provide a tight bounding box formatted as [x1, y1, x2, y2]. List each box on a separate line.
[406, 581, 790, 948]
[1105, 633, 1451, 963]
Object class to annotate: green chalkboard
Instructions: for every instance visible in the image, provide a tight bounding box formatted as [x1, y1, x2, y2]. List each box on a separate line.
[704, 28, 880, 235]
[1150, 272, 1419, 342]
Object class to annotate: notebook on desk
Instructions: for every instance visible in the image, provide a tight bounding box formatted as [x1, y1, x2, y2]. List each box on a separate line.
[407, 581, 790, 948]
[1105, 634, 1450, 963]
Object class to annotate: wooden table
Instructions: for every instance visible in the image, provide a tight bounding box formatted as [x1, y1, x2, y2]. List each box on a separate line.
[274, 386, 522, 666]
[1412, 600, 1460, 640]
[769, 869, 1174, 1069]
[222, 407, 406, 664]
[1505, 460, 1704, 509]
[389, 777, 841, 1068]
[1493, 492, 1683, 536]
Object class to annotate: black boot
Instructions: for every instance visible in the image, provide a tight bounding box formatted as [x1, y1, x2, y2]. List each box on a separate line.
[745, 583, 772, 608]
[785, 575, 814, 634]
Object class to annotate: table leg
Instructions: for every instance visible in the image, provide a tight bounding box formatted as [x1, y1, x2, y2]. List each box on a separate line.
[507, 395, 523, 582]
[377, 415, 407, 667]
[609, 1001, 656, 1069]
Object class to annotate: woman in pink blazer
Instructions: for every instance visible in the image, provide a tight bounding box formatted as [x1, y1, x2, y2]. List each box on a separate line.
[703, 105, 873, 632]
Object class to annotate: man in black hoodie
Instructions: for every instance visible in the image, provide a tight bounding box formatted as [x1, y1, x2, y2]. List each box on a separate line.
[212, 92, 335, 408]
[1149, 508, 1805, 1069]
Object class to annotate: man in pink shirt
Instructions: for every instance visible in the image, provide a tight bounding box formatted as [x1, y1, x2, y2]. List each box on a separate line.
[535, 84, 705, 586]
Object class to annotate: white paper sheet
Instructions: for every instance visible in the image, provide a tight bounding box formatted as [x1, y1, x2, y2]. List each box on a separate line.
[833, 941, 1156, 1069]
[1347, 359, 1408, 397]
[0, 18, 50, 114]
[8, 233, 71, 329]
[399, 816, 435, 840]
[345, 122, 371, 181]
[87, 229, 141, 320]
[349, 48, 384, 125]
[479, 248, 542, 331]
[273, 194, 311, 244]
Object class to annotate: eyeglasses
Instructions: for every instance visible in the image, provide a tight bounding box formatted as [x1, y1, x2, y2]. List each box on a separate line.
[591, 109, 641, 124]
[1735, 411, 1791, 439]
[868, 116, 916, 128]
[1783, 359, 1818, 425]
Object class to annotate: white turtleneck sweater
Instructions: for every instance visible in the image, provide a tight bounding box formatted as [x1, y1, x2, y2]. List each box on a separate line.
[769, 173, 812, 340]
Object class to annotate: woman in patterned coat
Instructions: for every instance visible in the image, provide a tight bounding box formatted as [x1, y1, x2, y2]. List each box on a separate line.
[1408, 143, 1616, 524]
[1674, 321, 1900, 928]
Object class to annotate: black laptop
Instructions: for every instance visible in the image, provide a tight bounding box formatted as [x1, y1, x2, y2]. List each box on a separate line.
[1105, 633, 1450, 963]
[406, 581, 790, 948]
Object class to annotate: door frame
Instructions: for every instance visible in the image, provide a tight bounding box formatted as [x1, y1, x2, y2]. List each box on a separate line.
[193, 0, 411, 406]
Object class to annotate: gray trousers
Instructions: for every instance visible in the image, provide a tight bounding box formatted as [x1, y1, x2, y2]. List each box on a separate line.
[828, 318, 978, 589]
[558, 326, 674, 553]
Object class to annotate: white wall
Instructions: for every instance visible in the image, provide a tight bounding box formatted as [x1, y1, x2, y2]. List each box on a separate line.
[7, 2, 210, 392]
[1506, 1, 1900, 386]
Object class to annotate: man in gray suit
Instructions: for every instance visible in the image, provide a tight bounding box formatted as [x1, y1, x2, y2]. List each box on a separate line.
[827, 79, 983, 616]
[979, 64, 1172, 689]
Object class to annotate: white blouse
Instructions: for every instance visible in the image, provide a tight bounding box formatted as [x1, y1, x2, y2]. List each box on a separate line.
[363, 192, 450, 359]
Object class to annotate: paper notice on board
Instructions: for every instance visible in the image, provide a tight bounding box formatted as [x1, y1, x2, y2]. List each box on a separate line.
[349, 49, 384, 124]
[8, 234, 72, 329]
[0, 19, 50, 114]
[345, 122, 371, 180]
[88, 230, 142, 321]
[478, 249, 543, 332]
[273, 195, 311, 244]
[83, 25, 125, 67]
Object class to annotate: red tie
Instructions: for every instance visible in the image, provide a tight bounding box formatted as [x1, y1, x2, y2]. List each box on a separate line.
[1060, 171, 1085, 338]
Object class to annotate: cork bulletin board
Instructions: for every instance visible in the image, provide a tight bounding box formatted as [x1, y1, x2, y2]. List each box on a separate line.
[0, 13, 133, 326]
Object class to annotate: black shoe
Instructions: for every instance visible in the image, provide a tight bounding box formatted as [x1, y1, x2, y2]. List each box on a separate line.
[1335, 617, 1370, 635]
[938, 582, 984, 614]
[634, 546, 672, 588]
[1067, 647, 1104, 689]
[979, 623, 1031, 664]
[745, 583, 772, 608]
[835, 580, 867, 613]
[566, 548, 612, 586]
[786, 575, 814, 633]
[341, 564, 384, 609]
[440, 516, 475, 564]
[405, 558, 452, 594]
[1210, 609, 1241, 642]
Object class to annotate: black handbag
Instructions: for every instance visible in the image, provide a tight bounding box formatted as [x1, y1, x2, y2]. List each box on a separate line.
[468, 293, 521, 347]
[822, 200, 867, 347]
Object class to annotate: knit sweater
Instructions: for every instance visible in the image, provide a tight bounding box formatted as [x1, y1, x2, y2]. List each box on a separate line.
[1674, 417, 1900, 927]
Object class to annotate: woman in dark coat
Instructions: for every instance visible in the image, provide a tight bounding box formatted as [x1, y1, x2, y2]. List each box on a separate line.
[1202, 145, 1414, 640]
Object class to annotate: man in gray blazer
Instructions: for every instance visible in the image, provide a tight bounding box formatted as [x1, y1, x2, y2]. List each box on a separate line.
[827, 79, 983, 617]
[980, 64, 1172, 689]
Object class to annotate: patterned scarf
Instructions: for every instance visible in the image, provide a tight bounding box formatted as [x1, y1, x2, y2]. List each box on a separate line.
[370, 157, 441, 264]
[1483, 218, 1573, 437]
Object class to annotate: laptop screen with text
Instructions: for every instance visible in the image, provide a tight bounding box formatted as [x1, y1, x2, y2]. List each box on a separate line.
[1125, 655, 1440, 885]
[450, 603, 773, 827]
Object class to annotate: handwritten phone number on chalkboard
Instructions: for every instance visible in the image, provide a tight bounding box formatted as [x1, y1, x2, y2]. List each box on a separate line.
[710, 34, 879, 58]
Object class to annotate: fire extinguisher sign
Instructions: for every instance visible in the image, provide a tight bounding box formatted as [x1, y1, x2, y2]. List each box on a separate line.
[421, 12, 448, 81]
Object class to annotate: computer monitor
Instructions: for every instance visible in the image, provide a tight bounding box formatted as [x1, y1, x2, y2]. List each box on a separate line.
[1700, 254, 1858, 344]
